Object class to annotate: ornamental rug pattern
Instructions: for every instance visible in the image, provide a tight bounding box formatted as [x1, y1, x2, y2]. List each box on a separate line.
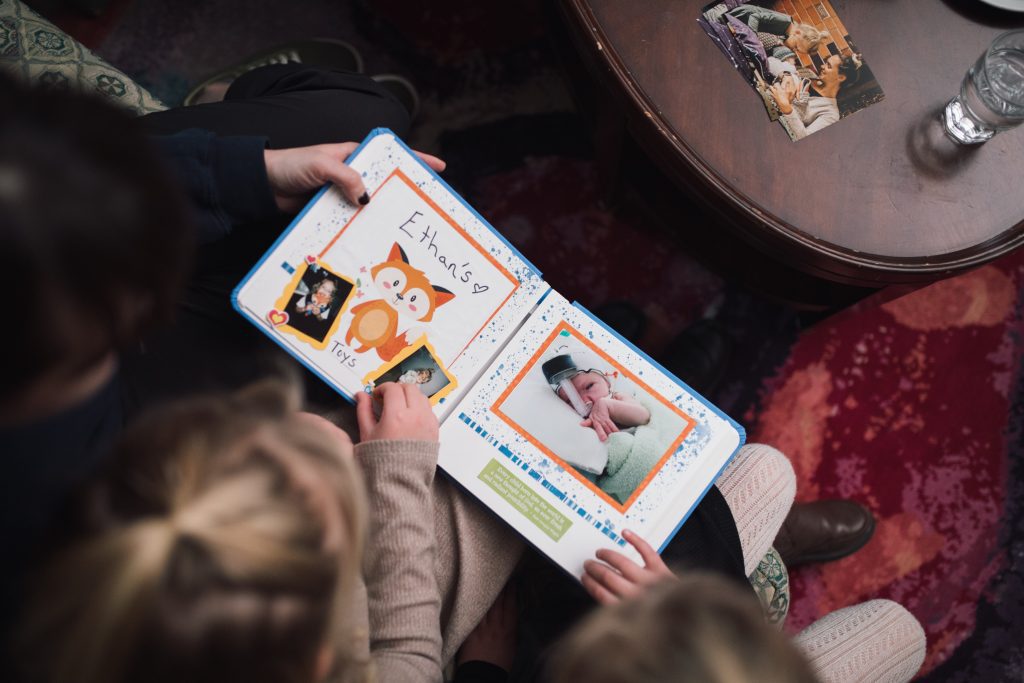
[0, 0, 165, 115]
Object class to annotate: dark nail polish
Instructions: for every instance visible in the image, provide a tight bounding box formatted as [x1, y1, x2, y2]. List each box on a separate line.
[358, 192, 370, 205]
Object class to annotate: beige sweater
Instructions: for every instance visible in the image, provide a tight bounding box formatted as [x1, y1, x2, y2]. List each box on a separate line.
[351, 439, 523, 682]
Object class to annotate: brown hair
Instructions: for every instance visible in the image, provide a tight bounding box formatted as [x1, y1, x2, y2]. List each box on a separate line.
[0, 74, 192, 404]
[549, 575, 819, 683]
[19, 380, 369, 683]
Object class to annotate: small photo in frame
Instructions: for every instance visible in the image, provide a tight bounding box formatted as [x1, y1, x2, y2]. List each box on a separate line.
[275, 261, 355, 349]
[363, 339, 457, 405]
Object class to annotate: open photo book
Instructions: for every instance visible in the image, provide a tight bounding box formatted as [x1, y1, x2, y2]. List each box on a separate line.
[233, 128, 745, 577]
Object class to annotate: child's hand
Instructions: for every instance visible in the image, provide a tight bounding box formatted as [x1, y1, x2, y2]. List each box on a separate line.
[581, 530, 675, 605]
[355, 382, 438, 443]
[580, 396, 619, 442]
[457, 583, 517, 672]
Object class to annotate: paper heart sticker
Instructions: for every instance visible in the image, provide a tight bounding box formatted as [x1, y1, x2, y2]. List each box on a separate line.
[305, 255, 317, 265]
[267, 309, 289, 326]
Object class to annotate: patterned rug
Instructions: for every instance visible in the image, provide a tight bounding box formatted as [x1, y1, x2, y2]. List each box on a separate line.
[48, 0, 1024, 678]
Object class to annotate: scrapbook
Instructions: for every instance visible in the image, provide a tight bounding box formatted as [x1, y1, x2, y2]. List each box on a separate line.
[233, 129, 744, 576]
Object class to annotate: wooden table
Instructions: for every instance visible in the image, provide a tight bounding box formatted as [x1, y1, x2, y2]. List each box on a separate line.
[558, 0, 1024, 290]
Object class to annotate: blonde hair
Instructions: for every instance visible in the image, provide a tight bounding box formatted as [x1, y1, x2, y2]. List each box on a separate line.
[549, 574, 819, 683]
[793, 23, 830, 53]
[20, 380, 369, 683]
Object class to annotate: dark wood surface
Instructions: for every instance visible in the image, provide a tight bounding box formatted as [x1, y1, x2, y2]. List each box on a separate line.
[559, 0, 1024, 287]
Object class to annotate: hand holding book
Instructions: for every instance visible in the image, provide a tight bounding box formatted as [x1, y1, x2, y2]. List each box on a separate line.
[264, 141, 446, 210]
[356, 382, 439, 443]
[581, 529, 675, 605]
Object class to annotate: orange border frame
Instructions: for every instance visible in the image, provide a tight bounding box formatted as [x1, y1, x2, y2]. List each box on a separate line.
[273, 260, 356, 351]
[491, 322, 697, 513]
[317, 168, 521, 365]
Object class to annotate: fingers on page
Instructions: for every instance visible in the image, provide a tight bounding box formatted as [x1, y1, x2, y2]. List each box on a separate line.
[355, 392, 377, 439]
[581, 571, 618, 606]
[595, 549, 647, 583]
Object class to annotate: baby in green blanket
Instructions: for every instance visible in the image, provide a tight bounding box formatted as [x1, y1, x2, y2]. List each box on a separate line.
[548, 356, 673, 504]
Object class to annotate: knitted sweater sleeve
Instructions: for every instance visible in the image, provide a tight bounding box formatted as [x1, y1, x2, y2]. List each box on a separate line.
[355, 439, 444, 682]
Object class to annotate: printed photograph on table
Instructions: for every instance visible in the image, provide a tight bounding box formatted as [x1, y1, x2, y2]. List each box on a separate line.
[274, 261, 355, 348]
[363, 339, 456, 405]
[698, 0, 884, 141]
[492, 323, 696, 511]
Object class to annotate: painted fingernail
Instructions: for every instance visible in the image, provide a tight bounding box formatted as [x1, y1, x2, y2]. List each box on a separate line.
[358, 192, 370, 205]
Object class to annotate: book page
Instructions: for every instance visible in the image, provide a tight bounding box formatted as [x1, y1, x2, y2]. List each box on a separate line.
[439, 293, 744, 578]
[233, 130, 548, 413]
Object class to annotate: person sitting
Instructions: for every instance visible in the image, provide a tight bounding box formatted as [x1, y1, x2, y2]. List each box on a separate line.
[704, 3, 830, 57]
[549, 572, 926, 683]
[16, 379, 448, 683]
[1, 74, 502, 679]
[768, 53, 863, 140]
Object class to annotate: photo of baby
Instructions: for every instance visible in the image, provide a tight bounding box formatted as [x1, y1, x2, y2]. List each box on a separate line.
[366, 343, 453, 402]
[698, 0, 884, 141]
[493, 327, 695, 510]
[282, 263, 353, 344]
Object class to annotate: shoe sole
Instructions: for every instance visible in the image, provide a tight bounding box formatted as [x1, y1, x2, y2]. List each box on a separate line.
[183, 37, 364, 106]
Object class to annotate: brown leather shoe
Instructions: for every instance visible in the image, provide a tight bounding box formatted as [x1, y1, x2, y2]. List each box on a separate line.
[773, 500, 875, 567]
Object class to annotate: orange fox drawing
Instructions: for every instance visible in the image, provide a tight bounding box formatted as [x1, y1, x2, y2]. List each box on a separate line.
[345, 242, 455, 361]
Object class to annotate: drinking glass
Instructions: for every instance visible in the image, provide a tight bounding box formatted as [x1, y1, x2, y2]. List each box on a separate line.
[943, 30, 1024, 145]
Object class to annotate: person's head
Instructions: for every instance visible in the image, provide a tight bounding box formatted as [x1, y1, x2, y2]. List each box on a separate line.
[414, 368, 433, 384]
[785, 22, 829, 54]
[549, 574, 819, 683]
[824, 53, 862, 88]
[311, 278, 338, 307]
[19, 380, 369, 683]
[557, 369, 612, 407]
[0, 75, 191, 413]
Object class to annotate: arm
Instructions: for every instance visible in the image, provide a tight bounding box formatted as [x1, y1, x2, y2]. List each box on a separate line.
[153, 133, 446, 245]
[726, 5, 792, 35]
[780, 99, 839, 141]
[151, 129, 279, 244]
[355, 384, 443, 682]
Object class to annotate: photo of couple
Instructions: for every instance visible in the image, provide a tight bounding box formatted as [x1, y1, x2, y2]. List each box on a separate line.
[699, 0, 884, 141]
[493, 328, 694, 510]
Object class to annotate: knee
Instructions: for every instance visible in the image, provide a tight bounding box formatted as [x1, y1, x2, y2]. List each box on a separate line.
[862, 599, 927, 661]
[734, 443, 796, 495]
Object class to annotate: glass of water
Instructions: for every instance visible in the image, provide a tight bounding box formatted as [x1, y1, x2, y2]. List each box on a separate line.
[944, 30, 1024, 145]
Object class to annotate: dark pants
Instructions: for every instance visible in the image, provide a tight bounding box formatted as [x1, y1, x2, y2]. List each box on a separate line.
[123, 65, 409, 412]
[140, 64, 411, 146]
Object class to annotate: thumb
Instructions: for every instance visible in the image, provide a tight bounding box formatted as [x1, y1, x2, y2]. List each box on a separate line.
[355, 392, 376, 441]
[320, 155, 368, 207]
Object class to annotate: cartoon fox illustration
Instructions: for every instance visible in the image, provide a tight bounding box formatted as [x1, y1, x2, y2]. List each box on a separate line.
[345, 242, 455, 361]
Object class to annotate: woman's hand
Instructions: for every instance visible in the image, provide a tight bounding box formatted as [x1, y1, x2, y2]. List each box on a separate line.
[581, 530, 675, 605]
[264, 142, 446, 211]
[355, 382, 438, 443]
[580, 396, 619, 442]
[765, 78, 794, 114]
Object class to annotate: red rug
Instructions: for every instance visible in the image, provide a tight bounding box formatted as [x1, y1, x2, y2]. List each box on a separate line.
[749, 252, 1024, 677]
